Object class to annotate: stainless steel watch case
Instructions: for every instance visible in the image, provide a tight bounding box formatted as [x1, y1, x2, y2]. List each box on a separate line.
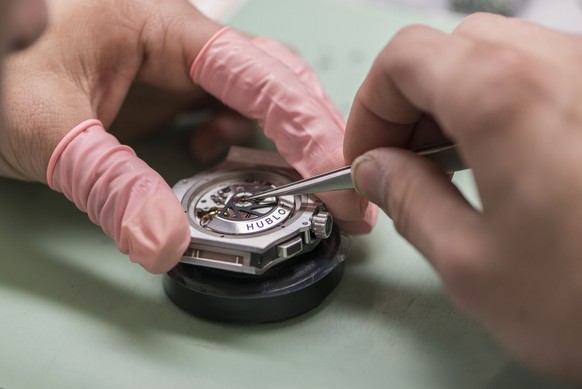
[172, 147, 333, 275]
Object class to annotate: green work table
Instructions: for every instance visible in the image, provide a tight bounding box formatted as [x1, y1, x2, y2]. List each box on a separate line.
[0, 0, 570, 387]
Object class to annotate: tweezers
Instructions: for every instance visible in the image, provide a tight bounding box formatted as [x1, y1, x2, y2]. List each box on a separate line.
[244, 143, 464, 201]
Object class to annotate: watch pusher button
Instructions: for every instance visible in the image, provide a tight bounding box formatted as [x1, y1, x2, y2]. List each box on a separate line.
[311, 211, 333, 239]
[277, 236, 304, 259]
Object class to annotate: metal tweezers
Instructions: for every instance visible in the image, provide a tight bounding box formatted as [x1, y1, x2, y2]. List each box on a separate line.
[245, 143, 464, 201]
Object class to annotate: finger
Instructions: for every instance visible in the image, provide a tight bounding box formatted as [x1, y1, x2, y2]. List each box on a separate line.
[190, 27, 375, 232]
[344, 40, 427, 164]
[343, 25, 472, 161]
[344, 27, 440, 163]
[190, 27, 345, 173]
[47, 120, 190, 273]
[352, 147, 482, 273]
[251, 37, 345, 127]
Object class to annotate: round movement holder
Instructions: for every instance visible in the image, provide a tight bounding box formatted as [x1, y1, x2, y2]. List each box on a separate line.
[163, 228, 346, 324]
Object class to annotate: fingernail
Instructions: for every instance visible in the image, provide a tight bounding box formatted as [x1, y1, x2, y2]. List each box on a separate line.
[352, 154, 385, 208]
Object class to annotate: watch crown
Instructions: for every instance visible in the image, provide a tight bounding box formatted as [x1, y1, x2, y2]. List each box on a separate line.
[311, 211, 333, 239]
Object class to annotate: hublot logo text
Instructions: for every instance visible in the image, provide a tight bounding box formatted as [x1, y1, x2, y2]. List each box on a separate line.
[246, 208, 289, 232]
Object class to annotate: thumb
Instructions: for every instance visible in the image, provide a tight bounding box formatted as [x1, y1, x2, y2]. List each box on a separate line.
[351, 148, 481, 271]
[47, 120, 190, 273]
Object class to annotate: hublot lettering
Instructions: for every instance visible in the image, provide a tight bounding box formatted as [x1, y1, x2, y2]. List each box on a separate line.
[237, 207, 291, 234]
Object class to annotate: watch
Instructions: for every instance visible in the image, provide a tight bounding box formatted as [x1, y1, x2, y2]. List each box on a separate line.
[164, 147, 347, 324]
[171, 146, 334, 275]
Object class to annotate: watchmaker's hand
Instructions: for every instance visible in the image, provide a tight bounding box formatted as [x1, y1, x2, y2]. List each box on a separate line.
[2, 0, 219, 272]
[346, 13, 582, 379]
[1, 0, 374, 274]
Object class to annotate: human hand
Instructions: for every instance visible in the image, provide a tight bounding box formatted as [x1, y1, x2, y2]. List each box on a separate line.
[345, 13, 582, 380]
[1, 0, 374, 274]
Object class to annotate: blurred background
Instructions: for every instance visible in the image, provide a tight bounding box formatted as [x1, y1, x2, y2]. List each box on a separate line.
[341, 0, 582, 32]
[194, 0, 582, 33]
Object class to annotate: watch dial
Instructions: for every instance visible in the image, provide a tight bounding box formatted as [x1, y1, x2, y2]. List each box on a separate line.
[189, 174, 295, 235]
